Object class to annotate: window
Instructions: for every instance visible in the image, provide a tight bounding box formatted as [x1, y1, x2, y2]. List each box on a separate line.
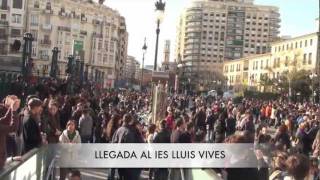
[30, 30, 37, 40]
[12, 0, 22, 9]
[295, 42, 298, 48]
[104, 41, 109, 51]
[260, 60, 263, 69]
[11, 29, 20, 37]
[98, 41, 102, 50]
[11, 14, 21, 23]
[300, 41, 302, 48]
[266, 59, 269, 68]
[45, 16, 50, 25]
[30, 14, 38, 26]
[305, 40, 308, 47]
[32, 47, 36, 56]
[0, 0, 8, 8]
[303, 53, 307, 64]
[285, 56, 288, 67]
[310, 39, 313, 46]
[277, 58, 280, 67]
[308, 53, 312, 65]
[0, 14, 6, 20]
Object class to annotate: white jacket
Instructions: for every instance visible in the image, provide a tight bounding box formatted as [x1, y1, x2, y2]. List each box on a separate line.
[59, 130, 81, 144]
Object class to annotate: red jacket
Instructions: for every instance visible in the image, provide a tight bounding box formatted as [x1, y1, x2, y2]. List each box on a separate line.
[166, 115, 174, 130]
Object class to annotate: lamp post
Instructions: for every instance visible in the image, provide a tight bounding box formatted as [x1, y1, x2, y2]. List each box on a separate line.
[22, 33, 34, 82]
[50, 47, 60, 79]
[309, 72, 317, 103]
[141, 38, 147, 90]
[66, 55, 75, 94]
[177, 63, 183, 94]
[154, 0, 165, 71]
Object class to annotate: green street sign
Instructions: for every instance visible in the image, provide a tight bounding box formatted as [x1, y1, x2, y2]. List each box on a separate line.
[73, 40, 84, 56]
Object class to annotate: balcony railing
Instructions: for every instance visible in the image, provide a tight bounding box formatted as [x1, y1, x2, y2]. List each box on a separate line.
[81, 17, 87, 22]
[43, 9, 53, 14]
[41, 24, 52, 31]
[0, 20, 9, 26]
[0, 34, 8, 39]
[30, 22, 38, 26]
[0, 6, 9, 10]
[40, 55, 49, 60]
[57, 26, 71, 32]
[40, 39, 51, 45]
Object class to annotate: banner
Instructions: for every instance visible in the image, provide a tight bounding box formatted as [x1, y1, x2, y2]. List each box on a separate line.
[46, 144, 264, 168]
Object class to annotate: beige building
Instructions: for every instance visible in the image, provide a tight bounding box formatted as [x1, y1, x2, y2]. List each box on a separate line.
[270, 33, 318, 78]
[0, 0, 128, 88]
[224, 32, 319, 93]
[125, 55, 140, 83]
[0, 0, 27, 78]
[175, 0, 280, 88]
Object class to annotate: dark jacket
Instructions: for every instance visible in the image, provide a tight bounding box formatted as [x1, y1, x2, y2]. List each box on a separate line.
[194, 110, 206, 130]
[153, 129, 171, 143]
[206, 114, 216, 130]
[214, 118, 226, 143]
[274, 132, 291, 149]
[226, 117, 236, 136]
[226, 168, 259, 180]
[41, 111, 61, 143]
[23, 112, 42, 153]
[179, 132, 192, 143]
[112, 125, 139, 143]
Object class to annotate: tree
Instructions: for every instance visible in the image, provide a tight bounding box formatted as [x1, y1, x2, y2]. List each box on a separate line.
[290, 69, 312, 101]
[259, 74, 273, 92]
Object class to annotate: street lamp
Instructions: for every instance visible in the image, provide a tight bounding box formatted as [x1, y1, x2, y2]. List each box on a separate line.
[153, 0, 165, 71]
[309, 72, 317, 103]
[50, 47, 60, 79]
[22, 33, 34, 82]
[176, 63, 183, 94]
[141, 38, 147, 90]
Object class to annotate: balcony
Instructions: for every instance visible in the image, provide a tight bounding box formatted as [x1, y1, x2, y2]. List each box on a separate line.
[40, 55, 49, 60]
[80, 30, 87, 36]
[41, 24, 52, 31]
[0, 20, 9, 26]
[30, 22, 38, 26]
[43, 9, 53, 14]
[92, 20, 101, 25]
[57, 26, 71, 32]
[58, 11, 66, 17]
[39, 39, 51, 46]
[0, 6, 9, 10]
[0, 34, 8, 39]
[81, 16, 87, 22]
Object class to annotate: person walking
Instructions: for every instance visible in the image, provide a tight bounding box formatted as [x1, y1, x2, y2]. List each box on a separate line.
[153, 120, 171, 180]
[41, 100, 61, 143]
[78, 108, 93, 143]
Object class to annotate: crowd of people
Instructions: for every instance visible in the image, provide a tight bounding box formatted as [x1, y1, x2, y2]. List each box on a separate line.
[0, 77, 319, 180]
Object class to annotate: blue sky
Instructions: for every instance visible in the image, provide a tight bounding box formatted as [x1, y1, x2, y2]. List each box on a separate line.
[104, 0, 319, 66]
